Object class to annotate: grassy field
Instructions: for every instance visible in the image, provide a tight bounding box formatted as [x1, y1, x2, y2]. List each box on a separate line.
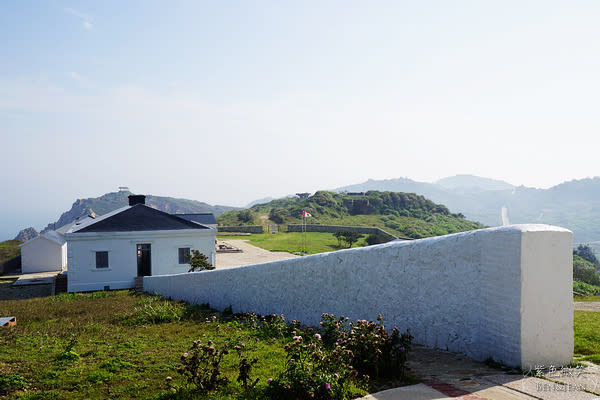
[0, 290, 416, 399]
[0, 240, 21, 265]
[236, 232, 370, 255]
[0, 290, 287, 399]
[574, 310, 600, 364]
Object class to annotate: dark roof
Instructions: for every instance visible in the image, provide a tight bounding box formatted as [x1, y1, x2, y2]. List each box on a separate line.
[174, 213, 217, 225]
[74, 205, 210, 233]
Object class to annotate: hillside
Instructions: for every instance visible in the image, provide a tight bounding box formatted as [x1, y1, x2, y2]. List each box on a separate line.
[0, 240, 21, 265]
[36, 191, 238, 234]
[218, 190, 484, 239]
[335, 176, 600, 244]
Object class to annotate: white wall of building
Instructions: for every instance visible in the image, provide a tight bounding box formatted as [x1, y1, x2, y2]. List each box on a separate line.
[20, 237, 65, 273]
[144, 225, 573, 369]
[66, 229, 216, 292]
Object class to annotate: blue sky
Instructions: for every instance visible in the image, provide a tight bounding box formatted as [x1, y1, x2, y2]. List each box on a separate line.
[2, 1, 600, 240]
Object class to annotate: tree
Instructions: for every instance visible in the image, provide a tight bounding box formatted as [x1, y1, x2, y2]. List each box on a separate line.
[333, 231, 345, 248]
[573, 254, 600, 286]
[340, 231, 362, 248]
[574, 244, 599, 267]
[186, 250, 215, 272]
[237, 210, 254, 224]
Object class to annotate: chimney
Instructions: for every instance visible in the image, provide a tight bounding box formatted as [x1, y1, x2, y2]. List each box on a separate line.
[128, 195, 146, 206]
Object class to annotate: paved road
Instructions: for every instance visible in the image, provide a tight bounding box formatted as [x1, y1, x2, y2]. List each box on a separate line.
[215, 239, 300, 269]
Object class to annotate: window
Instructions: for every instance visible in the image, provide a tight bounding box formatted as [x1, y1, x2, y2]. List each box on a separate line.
[96, 251, 109, 269]
[178, 247, 191, 264]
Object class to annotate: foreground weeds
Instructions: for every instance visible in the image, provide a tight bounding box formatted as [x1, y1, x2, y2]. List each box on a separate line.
[0, 290, 414, 399]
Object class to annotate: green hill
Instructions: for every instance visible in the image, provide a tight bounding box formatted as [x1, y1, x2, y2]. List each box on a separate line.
[217, 190, 484, 239]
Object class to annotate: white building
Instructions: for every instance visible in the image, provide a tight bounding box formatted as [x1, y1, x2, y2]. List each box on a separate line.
[65, 195, 216, 292]
[19, 231, 67, 274]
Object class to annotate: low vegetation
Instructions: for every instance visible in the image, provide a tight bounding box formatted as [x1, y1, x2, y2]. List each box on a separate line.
[0, 240, 21, 265]
[240, 232, 370, 255]
[0, 291, 415, 399]
[217, 191, 484, 239]
[574, 310, 600, 364]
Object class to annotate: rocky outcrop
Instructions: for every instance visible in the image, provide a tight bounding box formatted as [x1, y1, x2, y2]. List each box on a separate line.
[37, 191, 237, 234]
[14, 227, 39, 242]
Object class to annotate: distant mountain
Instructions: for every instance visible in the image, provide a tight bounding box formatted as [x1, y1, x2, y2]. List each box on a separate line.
[435, 174, 515, 191]
[246, 197, 276, 208]
[218, 190, 483, 239]
[14, 227, 39, 242]
[38, 191, 238, 234]
[335, 175, 600, 244]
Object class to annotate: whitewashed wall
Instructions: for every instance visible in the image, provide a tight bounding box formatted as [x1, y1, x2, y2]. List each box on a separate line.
[66, 229, 216, 292]
[144, 225, 573, 369]
[20, 237, 65, 273]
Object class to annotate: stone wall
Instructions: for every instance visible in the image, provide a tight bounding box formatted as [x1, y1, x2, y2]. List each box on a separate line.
[144, 225, 573, 369]
[217, 226, 264, 234]
[287, 224, 397, 240]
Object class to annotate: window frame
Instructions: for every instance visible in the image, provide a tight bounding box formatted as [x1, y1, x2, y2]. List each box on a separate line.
[95, 251, 109, 269]
[178, 247, 191, 264]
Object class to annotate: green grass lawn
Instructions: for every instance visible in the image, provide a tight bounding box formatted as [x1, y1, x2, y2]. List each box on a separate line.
[574, 310, 600, 364]
[0, 240, 21, 265]
[0, 291, 291, 399]
[1, 291, 412, 399]
[241, 232, 370, 255]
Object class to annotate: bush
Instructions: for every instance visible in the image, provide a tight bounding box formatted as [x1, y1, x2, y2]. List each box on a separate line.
[320, 314, 413, 378]
[186, 250, 214, 272]
[574, 281, 600, 296]
[574, 255, 600, 286]
[365, 234, 391, 245]
[177, 340, 229, 393]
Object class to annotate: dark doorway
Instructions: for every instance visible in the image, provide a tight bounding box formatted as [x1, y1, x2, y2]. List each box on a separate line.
[137, 244, 151, 276]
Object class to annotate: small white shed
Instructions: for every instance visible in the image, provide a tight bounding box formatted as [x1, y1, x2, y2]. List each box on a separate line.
[19, 231, 67, 274]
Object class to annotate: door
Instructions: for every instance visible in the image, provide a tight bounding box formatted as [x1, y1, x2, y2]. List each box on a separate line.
[137, 244, 151, 276]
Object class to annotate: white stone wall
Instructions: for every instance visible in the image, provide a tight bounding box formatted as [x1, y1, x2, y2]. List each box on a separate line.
[144, 225, 573, 368]
[66, 229, 216, 292]
[20, 237, 65, 273]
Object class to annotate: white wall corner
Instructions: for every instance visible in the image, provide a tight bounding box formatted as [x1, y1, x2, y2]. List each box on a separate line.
[520, 227, 573, 368]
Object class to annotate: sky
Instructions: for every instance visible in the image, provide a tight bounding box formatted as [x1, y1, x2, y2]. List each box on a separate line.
[2, 1, 600, 240]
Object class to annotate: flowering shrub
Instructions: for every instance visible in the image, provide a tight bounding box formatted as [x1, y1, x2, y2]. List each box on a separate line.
[266, 332, 362, 400]
[320, 313, 413, 379]
[177, 340, 229, 392]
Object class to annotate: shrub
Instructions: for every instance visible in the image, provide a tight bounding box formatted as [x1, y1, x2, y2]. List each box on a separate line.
[177, 340, 229, 393]
[186, 250, 214, 272]
[320, 314, 413, 379]
[365, 233, 391, 245]
[266, 333, 360, 400]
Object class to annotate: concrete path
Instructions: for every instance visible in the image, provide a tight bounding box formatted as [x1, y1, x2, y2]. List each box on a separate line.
[12, 271, 60, 286]
[359, 345, 600, 400]
[574, 302, 600, 312]
[215, 239, 299, 269]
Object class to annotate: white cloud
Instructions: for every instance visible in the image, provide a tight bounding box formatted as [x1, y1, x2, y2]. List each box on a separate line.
[64, 8, 93, 30]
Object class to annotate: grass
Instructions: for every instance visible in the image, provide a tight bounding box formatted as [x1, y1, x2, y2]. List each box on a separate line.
[0, 240, 21, 265]
[0, 291, 288, 399]
[1, 291, 413, 399]
[241, 232, 370, 255]
[575, 296, 600, 302]
[574, 310, 600, 363]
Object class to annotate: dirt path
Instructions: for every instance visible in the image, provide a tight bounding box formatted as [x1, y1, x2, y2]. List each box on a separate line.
[215, 239, 300, 269]
[574, 301, 600, 311]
